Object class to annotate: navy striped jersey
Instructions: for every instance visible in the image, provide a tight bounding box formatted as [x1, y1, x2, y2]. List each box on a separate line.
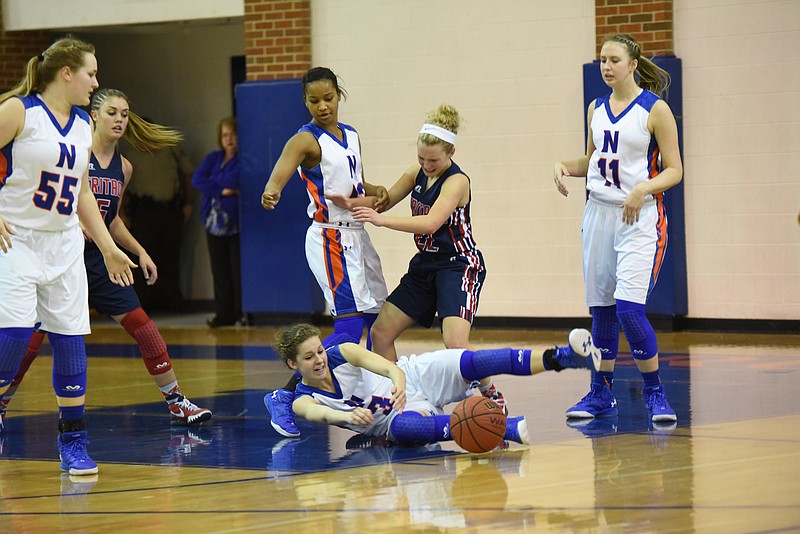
[410, 161, 477, 254]
[88, 150, 124, 230]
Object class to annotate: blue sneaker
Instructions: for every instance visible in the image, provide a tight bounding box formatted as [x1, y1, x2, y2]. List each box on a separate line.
[58, 431, 98, 476]
[264, 389, 300, 438]
[565, 384, 618, 418]
[643, 385, 677, 422]
[553, 329, 601, 371]
[503, 416, 530, 445]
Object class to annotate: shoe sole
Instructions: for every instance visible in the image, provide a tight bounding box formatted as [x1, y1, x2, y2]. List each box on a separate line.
[170, 410, 213, 425]
[652, 413, 678, 422]
[565, 407, 619, 419]
[60, 462, 98, 476]
[568, 329, 601, 372]
[515, 417, 530, 445]
[270, 420, 300, 438]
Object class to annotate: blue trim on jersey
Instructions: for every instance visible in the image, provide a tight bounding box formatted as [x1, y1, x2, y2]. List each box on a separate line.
[19, 95, 91, 137]
[598, 89, 659, 125]
[299, 122, 355, 150]
[294, 344, 348, 400]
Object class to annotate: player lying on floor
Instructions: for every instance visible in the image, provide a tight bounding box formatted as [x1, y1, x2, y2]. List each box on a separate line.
[272, 324, 601, 446]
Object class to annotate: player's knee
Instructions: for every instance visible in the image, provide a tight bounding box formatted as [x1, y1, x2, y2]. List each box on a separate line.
[0, 328, 33, 385]
[590, 305, 618, 340]
[49, 333, 87, 376]
[616, 300, 657, 360]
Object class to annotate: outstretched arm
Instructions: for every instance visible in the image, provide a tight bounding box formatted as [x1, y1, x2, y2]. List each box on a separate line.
[261, 132, 317, 210]
[554, 101, 596, 197]
[350, 171, 468, 235]
[292, 395, 375, 427]
[109, 158, 157, 284]
[77, 158, 137, 286]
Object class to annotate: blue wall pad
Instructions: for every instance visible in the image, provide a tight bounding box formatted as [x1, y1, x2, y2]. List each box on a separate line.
[236, 80, 325, 314]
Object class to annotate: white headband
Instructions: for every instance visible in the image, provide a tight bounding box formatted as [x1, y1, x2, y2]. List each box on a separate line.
[419, 123, 457, 145]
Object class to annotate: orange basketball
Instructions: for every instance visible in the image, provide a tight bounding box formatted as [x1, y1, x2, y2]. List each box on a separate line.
[449, 396, 507, 453]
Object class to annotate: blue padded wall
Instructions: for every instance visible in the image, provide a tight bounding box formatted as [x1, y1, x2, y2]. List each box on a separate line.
[582, 57, 687, 316]
[236, 79, 324, 314]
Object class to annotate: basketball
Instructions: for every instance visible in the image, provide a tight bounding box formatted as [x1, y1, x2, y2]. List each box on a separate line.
[450, 396, 507, 453]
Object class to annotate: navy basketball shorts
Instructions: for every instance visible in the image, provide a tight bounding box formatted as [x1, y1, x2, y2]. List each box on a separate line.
[387, 249, 486, 328]
[85, 246, 141, 316]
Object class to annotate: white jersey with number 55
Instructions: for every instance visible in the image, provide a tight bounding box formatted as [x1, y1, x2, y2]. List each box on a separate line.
[0, 94, 92, 231]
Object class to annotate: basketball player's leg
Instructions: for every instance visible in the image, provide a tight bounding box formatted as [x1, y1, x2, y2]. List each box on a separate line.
[615, 203, 676, 422]
[388, 409, 528, 446]
[0, 330, 45, 425]
[88, 248, 212, 425]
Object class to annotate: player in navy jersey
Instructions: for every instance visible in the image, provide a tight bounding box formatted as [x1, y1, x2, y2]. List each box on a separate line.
[274, 323, 600, 446]
[0, 88, 212, 430]
[553, 34, 683, 424]
[334, 104, 504, 410]
[0, 37, 137, 475]
[260, 67, 389, 437]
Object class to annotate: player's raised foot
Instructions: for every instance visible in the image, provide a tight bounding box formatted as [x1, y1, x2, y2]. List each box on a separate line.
[643, 385, 677, 422]
[566, 384, 618, 419]
[551, 329, 601, 371]
[168, 396, 213, 425]
[503, 416, 530, 445]
[481, 383, 509, 415]
[264, 389, 300, 438]
[58, 431, 98, 476]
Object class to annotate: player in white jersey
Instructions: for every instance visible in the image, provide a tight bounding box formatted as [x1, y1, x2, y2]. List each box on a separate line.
[553, 33, 683, 424]
[274, 323, 601, 446]
[261, 67, 389, 437]
[0, 37, 136, 476]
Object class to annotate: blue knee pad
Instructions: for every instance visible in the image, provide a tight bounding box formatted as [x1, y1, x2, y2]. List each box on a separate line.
[50, 333, 87, 398]
[590, 305, 620, 361]
[0, 327, 34, 386]
[459, 348, 531, 381]
[333, 315, 364, 344]
[616, 300, 658, 360]
[390, 412, 451, 443]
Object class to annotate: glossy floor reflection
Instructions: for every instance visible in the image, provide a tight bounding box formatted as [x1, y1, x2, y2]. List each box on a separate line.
[0, 322, 799, 532]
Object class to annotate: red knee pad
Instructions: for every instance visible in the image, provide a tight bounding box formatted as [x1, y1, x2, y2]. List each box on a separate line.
[121, 308, 172, 375]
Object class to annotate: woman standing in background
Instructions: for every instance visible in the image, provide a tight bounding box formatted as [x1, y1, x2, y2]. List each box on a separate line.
[193, 116, 243, 328]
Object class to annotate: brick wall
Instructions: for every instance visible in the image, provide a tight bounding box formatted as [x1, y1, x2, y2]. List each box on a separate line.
[595, 0, 674, 56]
[243, 0, 311, 80]
[0, 8, 52, 91]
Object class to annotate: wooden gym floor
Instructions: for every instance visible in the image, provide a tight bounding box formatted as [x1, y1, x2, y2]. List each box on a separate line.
[1, 314, 798, 532]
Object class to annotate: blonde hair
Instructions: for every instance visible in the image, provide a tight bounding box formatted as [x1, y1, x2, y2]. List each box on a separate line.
[0, 35, 95, 105]
[601, 33, 671, 98]
[91, 88, 183, 152]
[276, 323, 320, 368]
[418, 104, 460, 154]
